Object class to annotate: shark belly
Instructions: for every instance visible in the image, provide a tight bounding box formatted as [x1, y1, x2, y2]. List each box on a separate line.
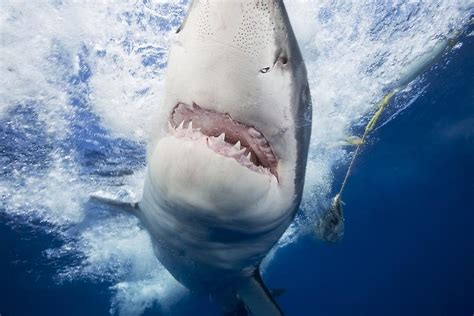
[139, 135, 295, 292]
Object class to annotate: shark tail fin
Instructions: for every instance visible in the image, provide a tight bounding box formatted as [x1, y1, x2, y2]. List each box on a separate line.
[235, 269, 284, 316]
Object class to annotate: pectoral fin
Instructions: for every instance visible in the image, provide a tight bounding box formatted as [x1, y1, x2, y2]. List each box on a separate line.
[235, 269, 284, 316]
[89, 194, 140, 215]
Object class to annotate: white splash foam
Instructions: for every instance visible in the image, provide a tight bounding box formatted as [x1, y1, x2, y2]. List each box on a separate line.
[0, 152, 86, 225]
[0, 0, 471, 314]
[110, 268, 187, 315]
[286, 0, 471, 218]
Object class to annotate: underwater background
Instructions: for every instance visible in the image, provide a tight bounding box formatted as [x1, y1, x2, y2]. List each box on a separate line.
[0, 1, 473, 315]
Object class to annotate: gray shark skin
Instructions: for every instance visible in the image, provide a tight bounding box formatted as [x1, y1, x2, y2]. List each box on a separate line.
[115, 0, 311, 314]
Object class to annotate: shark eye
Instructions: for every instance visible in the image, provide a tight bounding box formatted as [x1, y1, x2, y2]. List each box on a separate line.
[260, 67, 270, 73]
[279, 55, 288, 65]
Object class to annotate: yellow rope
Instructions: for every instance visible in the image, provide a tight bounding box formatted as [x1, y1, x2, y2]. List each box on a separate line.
[317, 89, 398, 243]
[337, 90, 396, 197]
[316, 25, 469, 242]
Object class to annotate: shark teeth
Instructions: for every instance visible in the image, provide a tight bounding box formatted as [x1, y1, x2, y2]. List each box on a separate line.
[255, 138, 268, 146]
[261, 146, 272, 154]
[168, 122, 275, 177]
[233, 141, 241, 150]
[248, 128, 261, 138]
[169, 103, 278, 178]
[216, 133, 225, 143]
[229, 147, 245, 155]
[230, 148, 246, 157]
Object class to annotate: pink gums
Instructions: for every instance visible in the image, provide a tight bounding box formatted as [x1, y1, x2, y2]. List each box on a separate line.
[171, 103, 278, 177]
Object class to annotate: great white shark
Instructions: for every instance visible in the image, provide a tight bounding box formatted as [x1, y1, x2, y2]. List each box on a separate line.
[96, 0, 312, 314]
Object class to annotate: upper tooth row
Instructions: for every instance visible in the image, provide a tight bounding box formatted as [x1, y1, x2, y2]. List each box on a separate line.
[171, 120, 193, 130]
[174, 121, 265, 141]
[177, 103, 193, 110]
[249, 127, 271, 150]
[248, 127, 262, 138]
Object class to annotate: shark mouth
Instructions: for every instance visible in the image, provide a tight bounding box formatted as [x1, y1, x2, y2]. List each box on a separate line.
[170, 103, 278, 178]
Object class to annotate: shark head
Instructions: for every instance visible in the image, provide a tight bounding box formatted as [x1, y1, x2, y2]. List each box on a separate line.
[141, 0, 311, 288]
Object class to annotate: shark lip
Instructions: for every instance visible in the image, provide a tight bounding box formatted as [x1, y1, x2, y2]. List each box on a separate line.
[170, 103, 278, 178]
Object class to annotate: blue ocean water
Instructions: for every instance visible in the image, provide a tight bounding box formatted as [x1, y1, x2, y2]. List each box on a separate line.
[266, 31, 474, 316]
[1, 2, 473, 316]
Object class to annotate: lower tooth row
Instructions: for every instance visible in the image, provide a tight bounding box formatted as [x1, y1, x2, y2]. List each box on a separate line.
[169, 123, 272, 168]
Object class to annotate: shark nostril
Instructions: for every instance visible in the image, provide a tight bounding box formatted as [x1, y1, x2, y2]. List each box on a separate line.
[279, 55, 288, 65]
[259, 66, 270, 73]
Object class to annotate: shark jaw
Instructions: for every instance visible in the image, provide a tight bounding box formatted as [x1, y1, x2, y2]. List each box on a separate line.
[169, 103, 279, 179]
